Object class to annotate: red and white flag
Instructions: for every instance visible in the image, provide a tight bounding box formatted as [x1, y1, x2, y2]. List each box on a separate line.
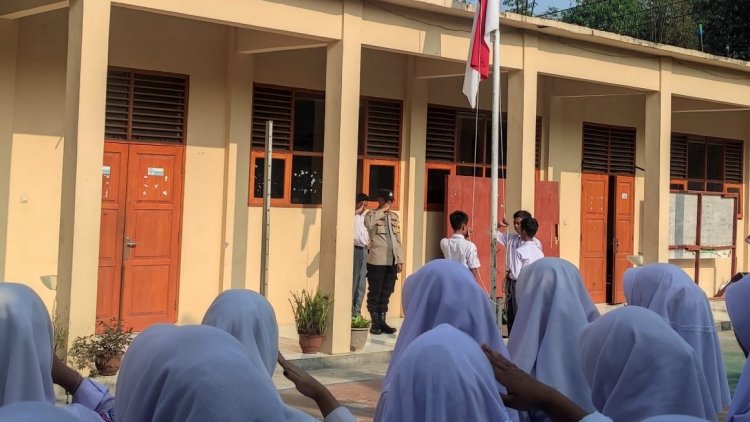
[462, 0, 499, 109]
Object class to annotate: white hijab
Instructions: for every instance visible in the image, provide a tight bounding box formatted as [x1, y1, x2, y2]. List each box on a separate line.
[115, 324, 286, 422]
[376, 260, 513, 421]
[381, 324, 512, 422]
[508, 258, 599, 421]
[0, 282, 55, 406]
[579, 306, 716, 421]
[202, 289, 316, 421]
[0, 402, 78, 422]
[726, 274, 750, 421]
[624, 263, 731, 412]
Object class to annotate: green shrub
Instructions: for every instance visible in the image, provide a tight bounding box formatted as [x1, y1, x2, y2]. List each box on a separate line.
[289, 290, 332, 336]
[351, 315, 371, 328]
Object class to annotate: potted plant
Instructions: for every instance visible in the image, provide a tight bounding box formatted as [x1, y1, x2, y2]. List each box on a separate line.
[350, 315, 371, 351]
[69, 318, 133, 376]
[289, 289, 332, 354]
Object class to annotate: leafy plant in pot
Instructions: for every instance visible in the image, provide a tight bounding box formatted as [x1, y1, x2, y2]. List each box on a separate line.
[350, 315, 371, 352]
[69, 318, 133, 376]
[289, 289, 332, 354]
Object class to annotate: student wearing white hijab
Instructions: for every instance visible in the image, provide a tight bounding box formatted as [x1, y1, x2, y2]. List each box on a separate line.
[623, 263, 731, 413]
[0, 282, 113, 422]
[115, 324, 286, 422]
[375, 259, 513, 421]
[202, 289, 354, 422]
[381, 324, 512, 422]
[725, 274, 750, 421]
[579, 306, 716, 421]
[0, 402, 78, 422]
[508, 258, 599, 421]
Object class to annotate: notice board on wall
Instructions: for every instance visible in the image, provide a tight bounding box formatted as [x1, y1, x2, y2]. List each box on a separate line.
[669, 193, 698, 246]
[700, 195, 735, 247]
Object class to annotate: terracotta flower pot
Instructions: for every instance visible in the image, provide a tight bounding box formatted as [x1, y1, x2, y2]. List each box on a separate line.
[94, 354, 122, 376]
[298, 335, 324, 354]
[350, 327, 369, 351]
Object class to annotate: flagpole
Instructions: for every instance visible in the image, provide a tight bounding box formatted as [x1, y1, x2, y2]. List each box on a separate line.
[490, 27, 501, 328]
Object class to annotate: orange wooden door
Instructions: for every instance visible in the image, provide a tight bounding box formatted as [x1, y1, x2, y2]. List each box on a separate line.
[445, 175, 505, 297]
[97, 143, 128, 324]
[534, 181, 560, 258]
[611, 175, 635, 304]
[580, 173, 608, 303]
[97, 142, 184, 332]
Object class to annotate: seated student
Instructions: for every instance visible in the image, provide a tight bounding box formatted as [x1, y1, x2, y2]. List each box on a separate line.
[374, 259, 513, 422]
[0, 282, 114, 422]
[381, 324, 512, 422]
[623, 263, 731, 414]
[115, 324, 286, 422]
[440, 210, 482, 285]
[725, 274, 750, 421]
[508, 258, 599, 422]
[484, 307, 717, 422]
[505, 217, 545, 333]
[202, 289, 355, 422]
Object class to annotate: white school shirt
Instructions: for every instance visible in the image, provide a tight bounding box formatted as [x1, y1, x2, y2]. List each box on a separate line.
[497, 231, 542, 270]
[354, 213, 369, 248]
[440, 234, 481, 270]
[509, 239, 545, 280]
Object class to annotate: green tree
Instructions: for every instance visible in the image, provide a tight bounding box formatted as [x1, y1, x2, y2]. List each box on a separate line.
[503, 0, 538, 16]
[692, 0, 750, 60]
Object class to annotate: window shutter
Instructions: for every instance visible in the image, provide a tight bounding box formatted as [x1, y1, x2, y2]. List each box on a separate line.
[609, 126, 636, 175]
[725, 140, 743, 183]
[365, 100, 402, 159]
[252, 86, 292, 150]
[670, 134, 688, 179]
[426, 107, 456, 162]
[131, 73, 187, 142]
[582, 124, 610, 174]
[105, 69, 188, 143]
[105, 70, 130, 140]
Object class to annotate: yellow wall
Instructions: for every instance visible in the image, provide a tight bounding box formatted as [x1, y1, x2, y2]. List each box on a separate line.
[5, 10, 68, 310]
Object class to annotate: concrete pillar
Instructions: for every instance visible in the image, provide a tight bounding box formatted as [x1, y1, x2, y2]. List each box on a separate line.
[318, 0, 362, 354]
[402, 57, 428, 281]
[506, 33, 538, 215]
[220, 28, 254, 292]
[56, 0, 111, 347]
[0, 19, 18, 280]
[642, 58, 672, 263]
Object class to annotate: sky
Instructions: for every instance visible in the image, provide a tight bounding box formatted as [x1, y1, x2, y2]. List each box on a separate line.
[532, 0, 572, 13]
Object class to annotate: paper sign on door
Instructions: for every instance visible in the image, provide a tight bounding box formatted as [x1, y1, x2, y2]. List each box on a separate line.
[147, 167, 165, 177]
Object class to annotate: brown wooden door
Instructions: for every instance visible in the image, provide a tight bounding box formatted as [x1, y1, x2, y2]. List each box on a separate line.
[97, 142, 184, 331]
[97, 143, 128, 324]
[534, 181, 560, 258]
[580, 173, 608, 303]
[445, 175, 505, 297]
[611, 175, 635, 304]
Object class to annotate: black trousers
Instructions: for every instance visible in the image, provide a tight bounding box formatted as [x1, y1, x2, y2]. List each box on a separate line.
[366, 264, 398, 314]
[505, 274, 518, 334]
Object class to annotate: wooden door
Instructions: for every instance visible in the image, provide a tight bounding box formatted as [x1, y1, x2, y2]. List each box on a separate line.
[97, 142, 184, 331]
[580, 174, 608, 303]
[534, 181, 560, 257]
[611, 175, 635, 304]
[445, 175, 505, 297]
[97, 143, 128, 324]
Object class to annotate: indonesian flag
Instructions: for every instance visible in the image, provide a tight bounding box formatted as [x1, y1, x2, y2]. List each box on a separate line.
[462, 0, 499, 109]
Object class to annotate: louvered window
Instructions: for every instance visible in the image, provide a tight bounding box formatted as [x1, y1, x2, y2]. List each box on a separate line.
[105, 68, 188, 143]
[357, 98, 402, 208]
[250, 85, 325, 206]
[535, 117, 542, 171]
[670, 133, 744, 218]
[582, 123, 636, 175]
[424, 105, 542, 210]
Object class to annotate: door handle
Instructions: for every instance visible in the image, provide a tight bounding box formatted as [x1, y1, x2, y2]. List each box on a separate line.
[124, 237, 136, 260]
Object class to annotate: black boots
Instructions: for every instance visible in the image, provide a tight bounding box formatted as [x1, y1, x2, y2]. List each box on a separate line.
[369, 313, 382, 335]
[379, 312, 397, 334]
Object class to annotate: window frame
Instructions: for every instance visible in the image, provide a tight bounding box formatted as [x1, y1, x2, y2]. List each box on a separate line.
[424, 163, 455, 211]
[357, 96, 403, 210]
[248, 84, 326, 208]
[670, 133, 744, 219]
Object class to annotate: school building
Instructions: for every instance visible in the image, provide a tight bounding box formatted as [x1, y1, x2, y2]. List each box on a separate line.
[1, 0, 749, 353]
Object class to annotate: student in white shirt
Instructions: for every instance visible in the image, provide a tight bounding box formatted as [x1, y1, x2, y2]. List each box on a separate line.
[505, 216, 544, 334]
[440, 210, 482, 285]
